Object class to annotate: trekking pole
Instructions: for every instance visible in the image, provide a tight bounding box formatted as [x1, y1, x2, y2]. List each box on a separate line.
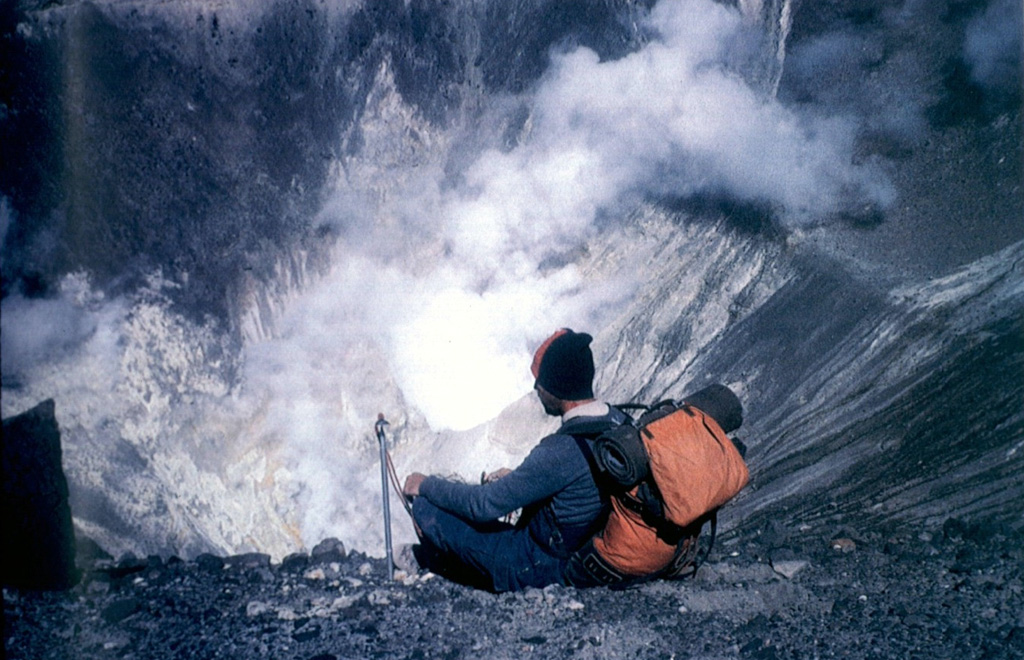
[374, 413, 394, 581]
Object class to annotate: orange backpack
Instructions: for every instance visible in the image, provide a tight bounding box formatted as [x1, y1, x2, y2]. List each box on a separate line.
[567, 384, 749, 586]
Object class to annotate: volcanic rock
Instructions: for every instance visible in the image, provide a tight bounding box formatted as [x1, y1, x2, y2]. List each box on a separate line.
[1, 400, 79, 590]
[311, 537, 347, 564]
[8, 524, 1021, 659]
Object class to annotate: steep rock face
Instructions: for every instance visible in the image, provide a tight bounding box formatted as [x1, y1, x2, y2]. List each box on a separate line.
[564, 208, 1024, 539]
[684, 243, 1024, 537]
[1, 399, 79, 589]
[0, 0, 653, 325]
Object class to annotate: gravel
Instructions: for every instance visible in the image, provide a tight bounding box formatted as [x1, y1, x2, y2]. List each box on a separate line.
[5, 519, 1023, 659]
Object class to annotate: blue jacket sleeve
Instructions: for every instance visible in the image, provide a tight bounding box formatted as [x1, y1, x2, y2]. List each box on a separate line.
[418, 435, 575, 522]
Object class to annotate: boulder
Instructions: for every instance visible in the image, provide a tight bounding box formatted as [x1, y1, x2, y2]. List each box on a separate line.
[2, 399, 79, 589]
[225, 552, 272, 570]
[311, 537, 346, 564]
[195, 553, 225, 572]
[281, 552, 310, 573]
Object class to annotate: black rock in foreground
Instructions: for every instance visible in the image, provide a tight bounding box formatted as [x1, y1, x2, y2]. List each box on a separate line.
[1, 399, 79, 590]
[5, 522, 1022, 659]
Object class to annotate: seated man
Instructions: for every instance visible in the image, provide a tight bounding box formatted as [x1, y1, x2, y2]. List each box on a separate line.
[401, 329, 627, 592]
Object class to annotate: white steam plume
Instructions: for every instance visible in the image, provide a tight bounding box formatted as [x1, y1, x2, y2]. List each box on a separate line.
[299, 0, 894, 431]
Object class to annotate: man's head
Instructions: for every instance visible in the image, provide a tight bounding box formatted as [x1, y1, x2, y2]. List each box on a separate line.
[531, 329, 595, 415]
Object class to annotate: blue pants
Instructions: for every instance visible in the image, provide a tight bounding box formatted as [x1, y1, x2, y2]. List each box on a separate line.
[412, 498, 564, 592]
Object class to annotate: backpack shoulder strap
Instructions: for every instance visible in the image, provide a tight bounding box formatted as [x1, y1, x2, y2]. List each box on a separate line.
[572, 434, 600, 471]
[563, 414, 622, 486]
[566, 421, 619, 546]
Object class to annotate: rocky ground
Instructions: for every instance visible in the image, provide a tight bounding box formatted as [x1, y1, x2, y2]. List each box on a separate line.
[5, 519, 1023, 660]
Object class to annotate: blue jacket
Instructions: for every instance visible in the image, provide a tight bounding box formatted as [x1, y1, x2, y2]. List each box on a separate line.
[419, 404, 628, 559]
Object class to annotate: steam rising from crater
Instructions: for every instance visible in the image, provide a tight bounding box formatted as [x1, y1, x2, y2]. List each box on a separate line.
[291, 0, 893, 431]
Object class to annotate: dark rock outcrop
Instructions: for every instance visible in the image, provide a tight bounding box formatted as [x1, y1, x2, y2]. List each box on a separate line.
[1, 399, 79, 589]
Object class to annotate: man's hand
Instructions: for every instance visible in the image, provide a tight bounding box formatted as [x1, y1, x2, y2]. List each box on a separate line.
[403, 472, 427, 498]
[482, 468, 512, 483]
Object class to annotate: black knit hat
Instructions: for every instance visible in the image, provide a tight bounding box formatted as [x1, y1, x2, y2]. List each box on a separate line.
[531, 329, 595, 401]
